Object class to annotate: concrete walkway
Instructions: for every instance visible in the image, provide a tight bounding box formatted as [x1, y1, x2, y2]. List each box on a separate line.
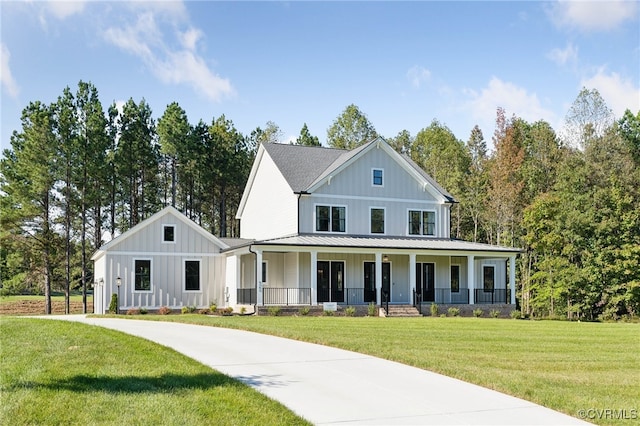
[41, 316, 588, 425]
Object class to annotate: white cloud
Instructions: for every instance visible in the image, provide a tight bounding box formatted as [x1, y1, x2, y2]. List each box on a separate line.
[406, 66, 431, 89]
[581, 68, 640, 117]
[549, 0, 638, 32]
[463, 77, 558, 142]
[548, 42, 578, 67]
[1, 43, 20, 98]
[103, 10, 234, 102]
[47, 0, 86, 19]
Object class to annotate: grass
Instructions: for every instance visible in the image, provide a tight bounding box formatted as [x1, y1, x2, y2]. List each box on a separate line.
[116, 314, 640, 425]
[0, 317, 310, 426]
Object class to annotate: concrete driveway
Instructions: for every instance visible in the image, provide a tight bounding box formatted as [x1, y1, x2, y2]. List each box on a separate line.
[42, 316, 588, 425]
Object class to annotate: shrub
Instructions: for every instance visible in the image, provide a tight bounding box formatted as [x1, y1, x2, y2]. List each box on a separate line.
[299, 306, 310, 316]
[139, 308, 148, 315]
[126, 308, 140, 315]
[323, 310, 334, 316]
[158, 306, 172, 315]
[108, 294, 118, 314]
[221, 307, 233, 316]
[439, 313, 446, 318]
[473, 308, 484, 318]
[209, 301, 217, 312]
[447, 307, 460, 317]
[198, 308, 210, 315]
[181, 305, 196, 314]
[267, 306, 281, 316]
[510, 309, 522, 319]
[240, 306, 247, 315]
[367, 302, 376, 316]
[430, 303, 439, 317]
[490, 309, 501, 318]
[345, 306, 356, 317]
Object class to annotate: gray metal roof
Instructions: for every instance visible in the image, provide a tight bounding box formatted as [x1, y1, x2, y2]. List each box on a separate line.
[262, 143, 345, 192]
[248, 234, 522, 254]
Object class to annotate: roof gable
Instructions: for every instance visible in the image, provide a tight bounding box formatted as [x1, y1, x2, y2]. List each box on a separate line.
[91, 206, 228, 260]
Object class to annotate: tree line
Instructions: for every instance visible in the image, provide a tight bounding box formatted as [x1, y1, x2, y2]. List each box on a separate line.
[1, 82, 638, 320]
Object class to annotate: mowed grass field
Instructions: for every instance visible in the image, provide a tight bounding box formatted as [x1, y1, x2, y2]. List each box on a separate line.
[2, 314, 638, 425]
[122, 315, 640, 425]
[0, 318, 309, 426]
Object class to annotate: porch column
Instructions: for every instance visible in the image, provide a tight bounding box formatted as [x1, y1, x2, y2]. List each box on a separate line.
[310, 250, 318, 305]
[375, 252, 382, 305]
[256, 249, 263, 306]
[409, 253, 416, 304]
[225, 254, 238, 306]
[467, 255, 475, 304]
[509, 255, 516, 304]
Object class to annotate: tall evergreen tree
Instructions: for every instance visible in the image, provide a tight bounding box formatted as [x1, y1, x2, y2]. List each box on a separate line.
[295, 123, 320, 146]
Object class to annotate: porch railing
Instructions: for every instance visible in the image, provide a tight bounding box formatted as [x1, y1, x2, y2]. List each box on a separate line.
[237, 288, 256, 305]
[263, 287, 311, 305]
[474, 289, 510, 304]
[434, 289, 470, 304]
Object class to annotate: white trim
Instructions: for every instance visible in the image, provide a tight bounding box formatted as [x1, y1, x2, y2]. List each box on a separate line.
[183, 259, 202, 293]
[371, 167, 384, 187]
[369, 206, 386, 235]
[313, 203, 347, 234]
[132, 258, 153, 293]
[103, 251, 224, 257]
[162, 223, 176, 244]
[308, 192, 442, 205]
[407, 208, 437, 237]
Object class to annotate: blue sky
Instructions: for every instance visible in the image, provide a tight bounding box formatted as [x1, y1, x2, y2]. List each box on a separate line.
[1, 1, 639, 152]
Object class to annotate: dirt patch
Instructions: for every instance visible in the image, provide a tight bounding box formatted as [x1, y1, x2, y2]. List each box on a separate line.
[0, 300, 93, 316]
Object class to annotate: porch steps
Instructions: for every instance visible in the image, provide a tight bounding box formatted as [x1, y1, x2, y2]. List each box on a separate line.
[385, 305, 422, 317]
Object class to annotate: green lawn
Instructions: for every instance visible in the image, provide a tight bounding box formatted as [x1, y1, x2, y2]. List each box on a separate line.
[0, 318, 309, 426]
[121, 315, 640, 425]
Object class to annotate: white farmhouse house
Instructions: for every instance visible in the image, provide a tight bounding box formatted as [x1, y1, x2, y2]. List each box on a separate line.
[92, 137, 520, 314]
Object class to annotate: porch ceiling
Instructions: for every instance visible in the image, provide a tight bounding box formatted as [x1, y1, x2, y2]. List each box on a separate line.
[247, 234, 522, 254]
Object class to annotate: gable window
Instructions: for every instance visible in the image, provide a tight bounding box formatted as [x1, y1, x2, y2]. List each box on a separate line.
[372, 168, 383, 186]
[483, 265, 495, 292]
[163, 225, 175, 243]
[408, 210, 436, 236]
[451, 265, 460, 293]
[370, 208, 385, 234]
[134, 259, 152, 291]
[185, 260, 200, 291]
[316, 205, 346, 232]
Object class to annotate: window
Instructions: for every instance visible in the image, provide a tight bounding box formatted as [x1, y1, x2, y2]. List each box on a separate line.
[134, 259, 151, 291]
[261, 261, 267, 284]
[372, 169, 383, 186]
[451, 265, 460, 293]
[483, 265, 495, 292]
[185, 260, 200, 291]
[315, 205, 345, 232]
[163, 225, 175, 242]
[370, 208, 385, 234]
[408, 210, 436, 236]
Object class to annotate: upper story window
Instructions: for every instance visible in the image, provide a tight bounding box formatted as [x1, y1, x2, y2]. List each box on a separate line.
[316, 205, 346, 233]
[370, 208, 385, 234]
[163, 225, 175, 243]
[372, 168, 384, 186]
[408, 210, 436, 236]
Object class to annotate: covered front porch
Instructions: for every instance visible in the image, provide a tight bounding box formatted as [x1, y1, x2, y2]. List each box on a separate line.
[225, 235, 519, 308]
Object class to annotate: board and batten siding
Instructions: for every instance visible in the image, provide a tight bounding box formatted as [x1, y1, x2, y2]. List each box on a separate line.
[298, 146, 451, 237]
[239, 150, 298, 240]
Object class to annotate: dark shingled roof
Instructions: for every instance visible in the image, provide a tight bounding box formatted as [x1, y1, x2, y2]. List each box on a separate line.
[262, 143, 346, 192]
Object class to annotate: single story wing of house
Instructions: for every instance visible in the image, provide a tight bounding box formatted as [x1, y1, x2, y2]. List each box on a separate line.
[92, 137, 521, 314]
